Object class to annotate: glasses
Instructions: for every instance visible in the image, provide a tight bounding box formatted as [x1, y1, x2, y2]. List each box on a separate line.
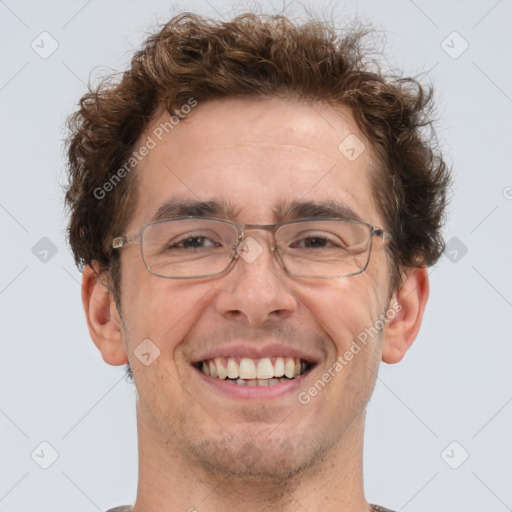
[112, 216, 391, 279]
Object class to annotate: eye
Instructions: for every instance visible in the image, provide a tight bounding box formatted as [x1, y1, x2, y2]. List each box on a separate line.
[290, 233, 347, 249]
[168, 235, 220, 250]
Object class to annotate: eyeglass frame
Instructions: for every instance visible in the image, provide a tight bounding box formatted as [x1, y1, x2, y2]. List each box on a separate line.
[111, 215, 392, 279]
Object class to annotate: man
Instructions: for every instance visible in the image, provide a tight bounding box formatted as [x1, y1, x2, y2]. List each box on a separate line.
[64, 12, 449, 512]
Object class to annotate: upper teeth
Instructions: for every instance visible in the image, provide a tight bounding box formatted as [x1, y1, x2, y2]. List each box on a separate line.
[200, 356, 305, 380]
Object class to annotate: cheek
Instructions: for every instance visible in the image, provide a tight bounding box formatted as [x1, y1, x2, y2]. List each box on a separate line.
[295, 278, 385, 420]
[123, 279, 217, 411]
[123, 273, 216, 359]
[297, 275, 385, 355]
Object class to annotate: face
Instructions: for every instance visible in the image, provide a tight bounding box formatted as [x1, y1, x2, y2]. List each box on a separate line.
[116, 97, 394, 481]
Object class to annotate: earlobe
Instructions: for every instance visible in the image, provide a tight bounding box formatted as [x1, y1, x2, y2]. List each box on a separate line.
[81, 262, 128, 366]
[381, 266, 429, 364]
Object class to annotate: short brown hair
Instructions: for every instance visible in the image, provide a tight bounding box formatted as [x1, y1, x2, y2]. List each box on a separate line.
[64, 12, 450, 304]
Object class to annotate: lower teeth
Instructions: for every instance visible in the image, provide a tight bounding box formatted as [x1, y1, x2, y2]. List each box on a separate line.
[227, 377, 293, 386]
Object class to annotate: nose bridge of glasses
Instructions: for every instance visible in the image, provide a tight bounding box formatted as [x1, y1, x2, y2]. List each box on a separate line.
[237, 224, 278, 253]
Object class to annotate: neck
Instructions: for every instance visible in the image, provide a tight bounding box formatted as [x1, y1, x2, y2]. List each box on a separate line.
[132, 402, 371, 512]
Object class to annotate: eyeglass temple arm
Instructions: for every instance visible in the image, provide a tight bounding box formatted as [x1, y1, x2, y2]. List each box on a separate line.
[374, 227, 391, 241]
[112, 234, 140, 249]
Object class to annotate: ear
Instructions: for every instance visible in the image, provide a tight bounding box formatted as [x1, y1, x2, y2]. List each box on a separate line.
[81, 262, 128, 366]
[381, 266, 429, 364]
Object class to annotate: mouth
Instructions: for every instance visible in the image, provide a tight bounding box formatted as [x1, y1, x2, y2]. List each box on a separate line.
[193, 356, 316, 386]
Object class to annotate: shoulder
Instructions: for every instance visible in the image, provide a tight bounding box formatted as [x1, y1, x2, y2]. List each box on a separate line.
[371, 505, 396, 512]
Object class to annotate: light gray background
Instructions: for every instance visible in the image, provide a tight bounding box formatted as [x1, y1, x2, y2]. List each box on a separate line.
[1, 0, 511, 511]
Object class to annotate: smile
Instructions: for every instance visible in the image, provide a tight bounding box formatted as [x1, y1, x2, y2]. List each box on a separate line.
[195, 356, 314, 386]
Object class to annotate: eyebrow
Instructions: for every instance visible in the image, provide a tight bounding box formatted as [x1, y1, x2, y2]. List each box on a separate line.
[150, 198, 363, 224]
[150, 198, 242, 222]
[274, 199, 363, 223]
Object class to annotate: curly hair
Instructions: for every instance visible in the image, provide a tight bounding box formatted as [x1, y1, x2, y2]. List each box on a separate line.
[64, 12, 450, 306]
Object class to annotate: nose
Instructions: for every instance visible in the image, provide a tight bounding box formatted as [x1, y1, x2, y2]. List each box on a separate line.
[215, 233, 298, 327]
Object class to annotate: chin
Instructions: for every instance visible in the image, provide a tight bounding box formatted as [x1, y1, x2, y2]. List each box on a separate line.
[185, 426, 326, 484]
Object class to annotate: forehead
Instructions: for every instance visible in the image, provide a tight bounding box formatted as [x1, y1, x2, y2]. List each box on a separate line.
[127, 97, 382, 230]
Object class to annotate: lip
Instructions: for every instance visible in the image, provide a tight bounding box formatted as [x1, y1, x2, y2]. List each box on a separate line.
[193, 364, 314, 400]
[191, 343, 320, 365]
